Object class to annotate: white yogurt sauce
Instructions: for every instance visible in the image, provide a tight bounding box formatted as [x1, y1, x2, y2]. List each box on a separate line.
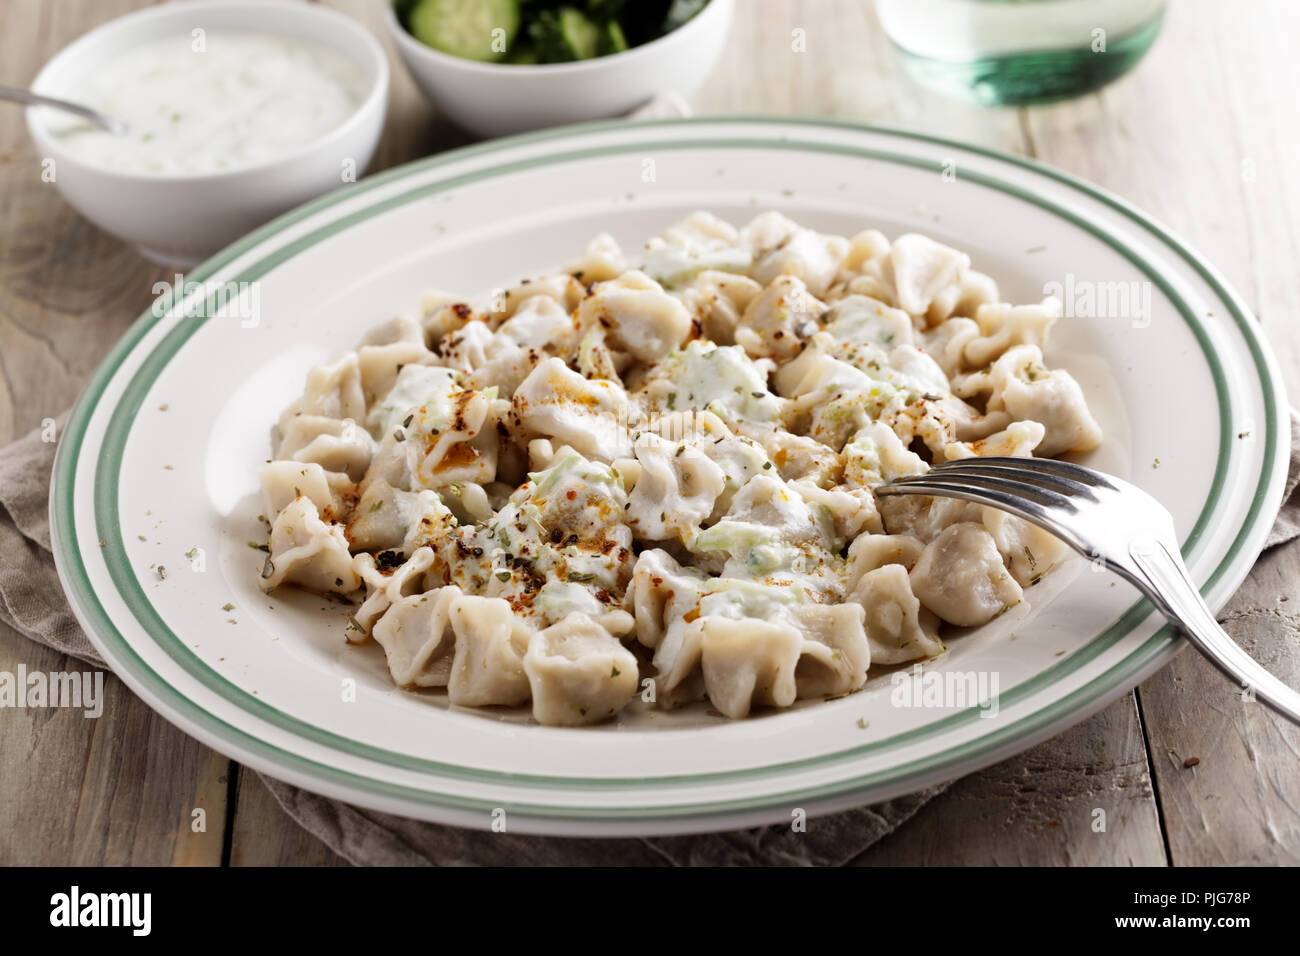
[47, 32, 368, 175]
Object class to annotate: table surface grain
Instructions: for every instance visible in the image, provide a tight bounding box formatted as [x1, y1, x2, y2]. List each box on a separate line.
[1, 0, 1297, 866]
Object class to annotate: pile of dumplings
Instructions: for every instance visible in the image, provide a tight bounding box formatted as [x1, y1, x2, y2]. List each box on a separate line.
[259, 212, 1102, 725]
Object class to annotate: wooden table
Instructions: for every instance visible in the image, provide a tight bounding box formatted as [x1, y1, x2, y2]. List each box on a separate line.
[2, 0, 1297, 866]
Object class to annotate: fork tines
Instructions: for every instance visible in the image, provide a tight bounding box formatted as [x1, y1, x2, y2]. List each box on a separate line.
[878, 468, 1080, 513]
[934, 455, 1113, 489]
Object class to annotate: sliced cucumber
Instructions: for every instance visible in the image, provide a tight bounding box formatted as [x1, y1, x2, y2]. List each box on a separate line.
[598, 19, 629, 56]
[558, 7, 601, 60]
[528, 6, 602, 62]
[407, 0, 521, 62]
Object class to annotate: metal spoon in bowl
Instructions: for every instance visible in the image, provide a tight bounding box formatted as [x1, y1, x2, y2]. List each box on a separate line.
[0, 84, 128, 135]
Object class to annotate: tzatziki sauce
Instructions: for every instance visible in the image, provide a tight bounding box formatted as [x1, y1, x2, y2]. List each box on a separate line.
[46, 32, 368, 176]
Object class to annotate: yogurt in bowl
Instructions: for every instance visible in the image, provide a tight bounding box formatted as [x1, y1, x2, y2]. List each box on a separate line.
[48, 33, 370, 177]
[27, 1, 388, 265]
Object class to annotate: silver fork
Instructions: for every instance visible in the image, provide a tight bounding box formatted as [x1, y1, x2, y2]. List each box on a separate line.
[877, 456, 1300, 726]
[0, 85, 129, 135]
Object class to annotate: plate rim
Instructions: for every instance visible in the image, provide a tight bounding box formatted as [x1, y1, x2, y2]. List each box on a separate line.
[50, 116, 1290, 832]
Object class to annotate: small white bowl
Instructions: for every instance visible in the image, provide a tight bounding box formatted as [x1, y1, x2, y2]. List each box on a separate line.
[385, 0, 733, 138]
[27, 0, 389, 266]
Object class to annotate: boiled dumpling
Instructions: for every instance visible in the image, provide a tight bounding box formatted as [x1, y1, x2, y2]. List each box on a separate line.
[512, 357, 633, 461]
[698, 617, 803, 718]
[576, 270, 692, 362]
[523, 613, 639, 725]
[261, 496, 360, 594]
[850, 564, 945, 665]
[888, 232, 970, 320]
[446, 595, 532, 708]
[909, 523, 1023, 627]
[372, 586, 461, 687]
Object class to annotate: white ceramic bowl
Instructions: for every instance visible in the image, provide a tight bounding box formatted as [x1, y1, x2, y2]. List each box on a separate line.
[27, 0, 389, 266]
[385, 0, 733, 137]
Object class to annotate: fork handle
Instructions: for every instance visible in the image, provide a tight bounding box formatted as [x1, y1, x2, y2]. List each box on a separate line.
[1127, 539, 1300, 726]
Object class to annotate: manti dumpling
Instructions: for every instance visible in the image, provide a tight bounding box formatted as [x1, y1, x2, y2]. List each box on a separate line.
[257, 212, 1101, 725]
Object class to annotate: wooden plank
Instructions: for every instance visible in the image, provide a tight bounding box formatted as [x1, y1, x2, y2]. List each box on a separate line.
[1024, 0, 1300, 868]
[853, 694, 1166, 865]
[228, 768, 350, 867]
[0, 620, 230, 864]
[0, 0, 228, 866]
[0, 0, 174, 445]
[1023, 0, 1300, 865]
[1138, 545, 1300, 865]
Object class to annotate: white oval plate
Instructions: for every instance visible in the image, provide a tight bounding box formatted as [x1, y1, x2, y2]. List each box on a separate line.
[51, 119, 1289, 836]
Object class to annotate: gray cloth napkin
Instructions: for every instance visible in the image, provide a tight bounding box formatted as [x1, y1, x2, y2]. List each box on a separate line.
[5, 414, 1300, 864]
